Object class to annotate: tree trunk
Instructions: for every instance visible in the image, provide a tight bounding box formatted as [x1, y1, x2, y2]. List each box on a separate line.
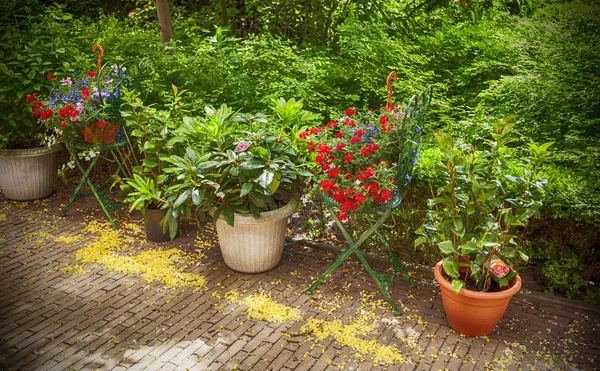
[219, 0, 228, 27]
[155, 0, 172, 43]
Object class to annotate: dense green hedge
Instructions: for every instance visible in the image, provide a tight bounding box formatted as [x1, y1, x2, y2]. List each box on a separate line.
[3, 0, 599, 297]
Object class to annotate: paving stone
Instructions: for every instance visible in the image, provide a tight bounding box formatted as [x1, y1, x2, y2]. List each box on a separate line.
[1, 190, 599, 371]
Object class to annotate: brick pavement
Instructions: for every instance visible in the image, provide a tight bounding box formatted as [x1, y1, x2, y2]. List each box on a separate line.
[0, 184, 598, 370]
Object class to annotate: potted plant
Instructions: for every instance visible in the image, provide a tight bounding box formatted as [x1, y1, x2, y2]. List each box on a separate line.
[0, 2, 85, 200]
[118, 86, 187, 242]
[163, 100, 315, 272]
[415, 118, 553, 336]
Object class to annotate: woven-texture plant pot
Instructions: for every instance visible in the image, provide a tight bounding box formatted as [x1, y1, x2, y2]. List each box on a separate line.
[434, 260, 522, 336]
[215, 196, 299, 273]
[0, 144, 62, 201]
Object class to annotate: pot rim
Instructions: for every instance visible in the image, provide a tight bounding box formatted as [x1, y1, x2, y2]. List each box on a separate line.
[434, 260, 522, 299]
[216, 194, 299, 225]
[0, 143, 63, 157]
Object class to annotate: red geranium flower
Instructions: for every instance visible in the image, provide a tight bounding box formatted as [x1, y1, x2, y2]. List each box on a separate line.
[327, 120, 338, 129]
[366, 142, 379, 152]
[328, 168, 341, 179]
[343, 117, 355, 127]
[307, 141, 315, 152]
[361, 147, 371, 157]
[40, 108, 54, 120]
[26, 93, 38, 103]
[46, 73, 56, 80]
[345, 108, 356, 116]
[81, 87, 90, 101]
[355, 193, 366, 204]
[86, 71, 96, 78]
[335, 142, 346, 151]
[382, 103, 395, 111]
[335, 132, 344, 139]
[343, 153, 354, 164]
[317, 143, 331, 154]
[380, 189, 393, 202]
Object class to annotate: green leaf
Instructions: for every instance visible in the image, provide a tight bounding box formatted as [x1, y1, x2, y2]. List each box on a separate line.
[142, 158, 158, 168]
[437, 240, 456, 254]
[442, 258, 459, 278]
[191, 188, 204, 205]
[457, 241, 478, 254]
[414, 236, 426, 248]
[222, 207, 235, 226]
[240, 182, 253, 197]
[173, 189, 191, 208]
[257, 170, 275, 190]
[451, 279, 465, 295]
[497, 278, 509, 287]
[518, 251, 529, 263]
[267, 171, 281, 194]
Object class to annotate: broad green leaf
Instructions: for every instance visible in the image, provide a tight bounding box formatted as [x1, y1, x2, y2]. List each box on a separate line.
[518, 251, 529, 262]
[173, 189, 191, 208]
[442, 258, 459, 278]
[267, 171, 281, 194]
[457, 241, 478, 254]
[240, 182, 253, 197]
[437, 240, 456, 254]
[222, 207, 235, 227]
[452, 279, 465, 295]
[414, 236, 426, 248]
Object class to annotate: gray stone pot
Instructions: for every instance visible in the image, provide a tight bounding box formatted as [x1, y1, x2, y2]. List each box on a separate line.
[0, 143, 62, 201]
[215, 195, 299, 273]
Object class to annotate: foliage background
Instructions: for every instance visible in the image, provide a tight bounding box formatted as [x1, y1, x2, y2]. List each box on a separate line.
[3, 0, 599, 299]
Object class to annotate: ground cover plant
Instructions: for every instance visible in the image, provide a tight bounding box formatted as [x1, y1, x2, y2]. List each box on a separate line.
[5, 0, 600, 299]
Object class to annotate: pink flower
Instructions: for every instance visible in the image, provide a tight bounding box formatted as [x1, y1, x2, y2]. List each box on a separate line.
[234, 140, 252, 152]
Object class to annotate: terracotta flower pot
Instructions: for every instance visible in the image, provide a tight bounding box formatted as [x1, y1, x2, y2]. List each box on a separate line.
[215, 196, 299, 273]
[434, 261, 522, 336]
[82, 122, 119, 144]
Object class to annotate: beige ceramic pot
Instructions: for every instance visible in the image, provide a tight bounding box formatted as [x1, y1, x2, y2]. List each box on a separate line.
[0, 143, 62, 200]
[215, 196, 298, 273]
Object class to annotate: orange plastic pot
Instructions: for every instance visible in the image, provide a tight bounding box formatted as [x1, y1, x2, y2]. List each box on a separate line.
[434, 261, 521, 336]
[82, 123, 119, 144]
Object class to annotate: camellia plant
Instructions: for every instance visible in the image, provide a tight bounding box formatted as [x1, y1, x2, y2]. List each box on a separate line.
[415, 118, 553, 294]
[300, 102, 423, 222]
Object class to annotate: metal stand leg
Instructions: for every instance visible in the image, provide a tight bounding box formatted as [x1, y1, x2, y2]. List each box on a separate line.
[61, 148, 119, 229]
[306, 195, 416, 315]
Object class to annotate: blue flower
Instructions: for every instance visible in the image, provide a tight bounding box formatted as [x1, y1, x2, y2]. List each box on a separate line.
[405, 174, 412, 182]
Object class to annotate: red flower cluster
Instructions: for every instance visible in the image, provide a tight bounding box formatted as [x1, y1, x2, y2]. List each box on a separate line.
[301, 107, 399, 221]
[58, 104, 79, 119]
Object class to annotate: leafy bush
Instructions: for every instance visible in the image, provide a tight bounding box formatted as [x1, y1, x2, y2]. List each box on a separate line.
[0, 0, 88, 147]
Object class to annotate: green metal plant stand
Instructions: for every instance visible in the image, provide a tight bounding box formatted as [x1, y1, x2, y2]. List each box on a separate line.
[61, 135, 129, 229]
[305, 75, 432, 316]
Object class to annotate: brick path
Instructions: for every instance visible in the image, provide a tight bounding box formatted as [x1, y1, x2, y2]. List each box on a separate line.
[0, 184, 598, 371]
